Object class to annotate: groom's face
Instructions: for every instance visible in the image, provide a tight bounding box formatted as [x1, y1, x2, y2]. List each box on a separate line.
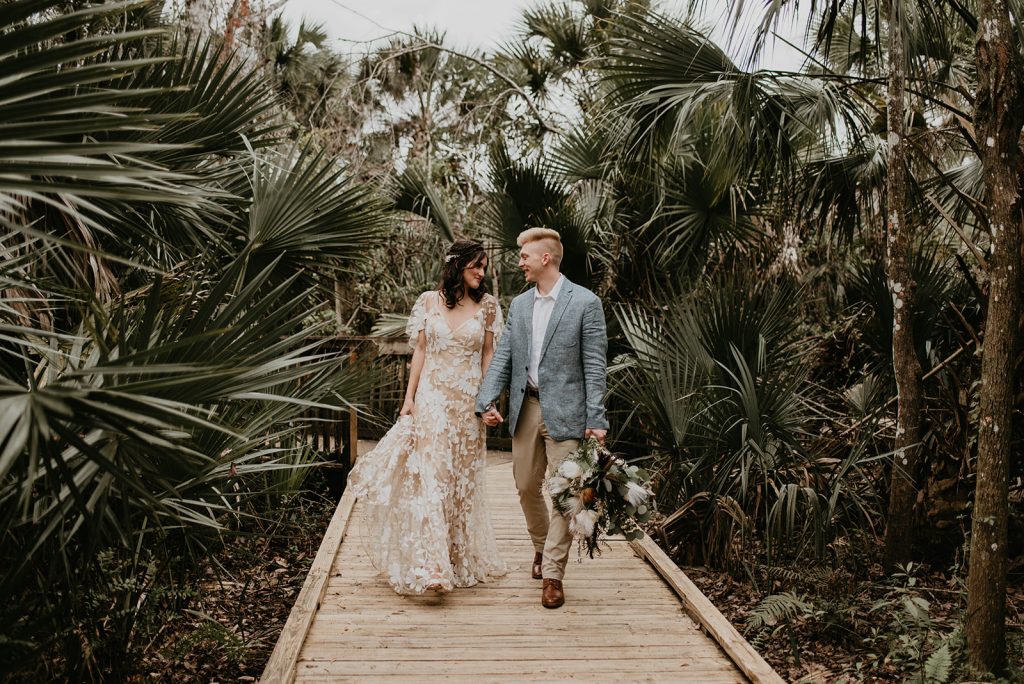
[518, 242, 548, 283]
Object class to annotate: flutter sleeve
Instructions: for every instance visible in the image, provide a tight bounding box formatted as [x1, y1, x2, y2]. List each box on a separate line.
[485, 295, 505, 346]
[405, 291, 431, 348]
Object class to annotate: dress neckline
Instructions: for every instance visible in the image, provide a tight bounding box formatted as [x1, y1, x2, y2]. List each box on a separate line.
[434, 293, 486, 333]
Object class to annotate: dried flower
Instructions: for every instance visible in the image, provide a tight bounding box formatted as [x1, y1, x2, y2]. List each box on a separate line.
[624, 481, 650, 507]
[573, 509, 600, 537]
[558, 459, 582, 479]
[547, 476, 569, 495]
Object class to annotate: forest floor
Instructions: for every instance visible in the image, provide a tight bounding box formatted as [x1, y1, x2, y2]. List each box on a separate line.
[136, 468, 340, 683]
[686, 559, 1024, 682]
[138, 460, 1023, 683]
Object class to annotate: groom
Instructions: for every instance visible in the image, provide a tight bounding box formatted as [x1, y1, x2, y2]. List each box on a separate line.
[476, 227, 609, 609]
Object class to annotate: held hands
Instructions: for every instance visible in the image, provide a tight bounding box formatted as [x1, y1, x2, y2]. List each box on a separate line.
[481, 407, 504, 427]
[584, 428, 607, 443]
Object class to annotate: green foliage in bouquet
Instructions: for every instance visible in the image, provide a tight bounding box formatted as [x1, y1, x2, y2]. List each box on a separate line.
[545, 438, 654, 557]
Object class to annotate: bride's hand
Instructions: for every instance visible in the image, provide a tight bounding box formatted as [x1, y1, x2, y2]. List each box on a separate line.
[399, 399, 415, 417]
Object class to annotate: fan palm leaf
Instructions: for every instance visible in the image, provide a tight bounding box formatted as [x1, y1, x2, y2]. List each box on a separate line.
[390, 163, 455, 242]
[485, 140, 599, 287]
[218, 145, 389, 293]
[0, 1, 204, 233]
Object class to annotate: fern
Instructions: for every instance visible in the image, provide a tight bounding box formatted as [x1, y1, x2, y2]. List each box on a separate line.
[757, 563, 833, 589]
[920, 643, 952, 684]
[745, 592, 810, 632]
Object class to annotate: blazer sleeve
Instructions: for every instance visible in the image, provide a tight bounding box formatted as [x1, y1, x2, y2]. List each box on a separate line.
[580, 296, 610, 430]
[476, 297, 514, 414]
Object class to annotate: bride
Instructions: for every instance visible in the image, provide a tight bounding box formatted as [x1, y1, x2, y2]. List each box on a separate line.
[347, 239, 507, 594]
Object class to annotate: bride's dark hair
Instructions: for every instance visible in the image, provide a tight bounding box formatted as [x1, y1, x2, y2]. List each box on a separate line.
[439, 239, 489, 309]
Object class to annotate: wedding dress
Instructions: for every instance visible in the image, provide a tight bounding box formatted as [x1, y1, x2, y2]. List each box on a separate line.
[347, 291, 508, 594]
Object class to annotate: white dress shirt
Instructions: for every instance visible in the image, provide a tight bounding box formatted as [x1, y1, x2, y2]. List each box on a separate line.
[528, 275, 565, 389]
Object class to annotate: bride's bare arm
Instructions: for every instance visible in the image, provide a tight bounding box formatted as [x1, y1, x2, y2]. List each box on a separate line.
[400, 330, 427, 416]
[481, 329, 495, 376]
[481, 295, 500, 376]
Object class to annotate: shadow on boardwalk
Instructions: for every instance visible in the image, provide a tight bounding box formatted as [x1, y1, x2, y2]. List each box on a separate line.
[262, 449, 783, 683]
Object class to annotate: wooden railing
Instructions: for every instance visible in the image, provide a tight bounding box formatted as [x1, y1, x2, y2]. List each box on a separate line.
[296, 336, 398, 465]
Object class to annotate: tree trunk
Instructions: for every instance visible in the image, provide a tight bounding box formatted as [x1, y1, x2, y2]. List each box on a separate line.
[966, 0, 1024, 673]
[882, 0, 925, 571]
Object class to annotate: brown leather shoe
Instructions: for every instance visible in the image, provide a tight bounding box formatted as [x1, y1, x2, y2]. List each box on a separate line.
[542, 578, 564, 608]
[531, 552, 543, 580]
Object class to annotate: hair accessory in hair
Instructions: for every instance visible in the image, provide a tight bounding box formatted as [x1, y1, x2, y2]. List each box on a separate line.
[445, 254, 457, 263]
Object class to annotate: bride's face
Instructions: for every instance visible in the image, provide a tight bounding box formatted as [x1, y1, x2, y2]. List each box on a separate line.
[462, 254, 488, 291]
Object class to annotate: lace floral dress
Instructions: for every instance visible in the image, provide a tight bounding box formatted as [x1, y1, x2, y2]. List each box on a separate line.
[347, 291, 508, 594]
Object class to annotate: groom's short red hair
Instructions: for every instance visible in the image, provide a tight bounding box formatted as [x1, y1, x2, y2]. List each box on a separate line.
[517, 227, 563, 266]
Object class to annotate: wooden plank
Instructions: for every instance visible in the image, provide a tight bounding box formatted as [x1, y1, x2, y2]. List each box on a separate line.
[302, 634, 715, 647]
[324, 574, 669, 586]
[320, 583, 677, 597]
[308, 616, 694, 629]
[306, 613, 697, 627]
[296, 645, 734, 661]
[294, 658, 743, 676]
[261, 488, 357, 684]
[315, 605, 686, 615]
[629, 534, 785, 684]
[295, 673, 744, 684]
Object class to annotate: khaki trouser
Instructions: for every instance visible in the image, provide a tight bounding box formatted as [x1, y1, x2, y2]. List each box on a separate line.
[512, 394, 580, 581]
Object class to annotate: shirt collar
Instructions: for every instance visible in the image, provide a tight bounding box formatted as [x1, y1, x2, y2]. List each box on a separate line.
[537, 274, 565, 301]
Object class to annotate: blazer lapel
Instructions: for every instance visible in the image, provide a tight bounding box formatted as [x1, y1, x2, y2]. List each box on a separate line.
[540, 279, 574, 362]
[524, 288, 537, 353]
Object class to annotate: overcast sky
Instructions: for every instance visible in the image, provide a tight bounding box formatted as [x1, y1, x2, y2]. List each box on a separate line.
[281, 0, 812, 72]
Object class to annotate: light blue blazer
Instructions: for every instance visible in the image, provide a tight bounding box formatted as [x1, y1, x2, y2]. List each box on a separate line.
[476, 278, 609, 442]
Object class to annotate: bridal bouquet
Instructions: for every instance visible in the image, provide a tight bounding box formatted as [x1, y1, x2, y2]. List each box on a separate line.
[544, 438, 654, 558]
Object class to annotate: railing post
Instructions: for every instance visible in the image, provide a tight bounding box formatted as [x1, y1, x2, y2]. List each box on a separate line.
[348, 407, 359, 465]
[348, 350, 359, 465]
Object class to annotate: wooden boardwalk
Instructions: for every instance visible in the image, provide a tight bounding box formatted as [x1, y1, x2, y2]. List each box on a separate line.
[263, 451, 783, 684]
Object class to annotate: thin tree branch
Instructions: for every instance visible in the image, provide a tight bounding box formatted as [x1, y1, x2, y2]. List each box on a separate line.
[417, 41, 562, 135]
[315, 0, 559, 134]
[927, 195, 988, 271]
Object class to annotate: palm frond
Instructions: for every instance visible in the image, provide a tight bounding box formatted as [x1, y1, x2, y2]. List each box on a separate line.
[229, 145, 390, 290]
[390, 164, 455, 242]
[523, 2, 591, 68]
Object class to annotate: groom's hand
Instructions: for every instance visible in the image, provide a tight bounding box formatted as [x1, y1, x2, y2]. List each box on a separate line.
[481, 408, 504, 427]
[584, 428, 607, 443]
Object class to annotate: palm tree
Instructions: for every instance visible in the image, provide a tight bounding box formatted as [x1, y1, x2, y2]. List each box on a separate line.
[0, 1, 389, 676]
[263, 17, 352, 135]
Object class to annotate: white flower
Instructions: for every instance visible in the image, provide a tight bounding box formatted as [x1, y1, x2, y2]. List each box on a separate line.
[567, 495, 585, 518]
[547, 476, 570, 495]
[624, 481, 649, 506]
[573, 509, 600, 537]
[558, 459, 582, 479]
